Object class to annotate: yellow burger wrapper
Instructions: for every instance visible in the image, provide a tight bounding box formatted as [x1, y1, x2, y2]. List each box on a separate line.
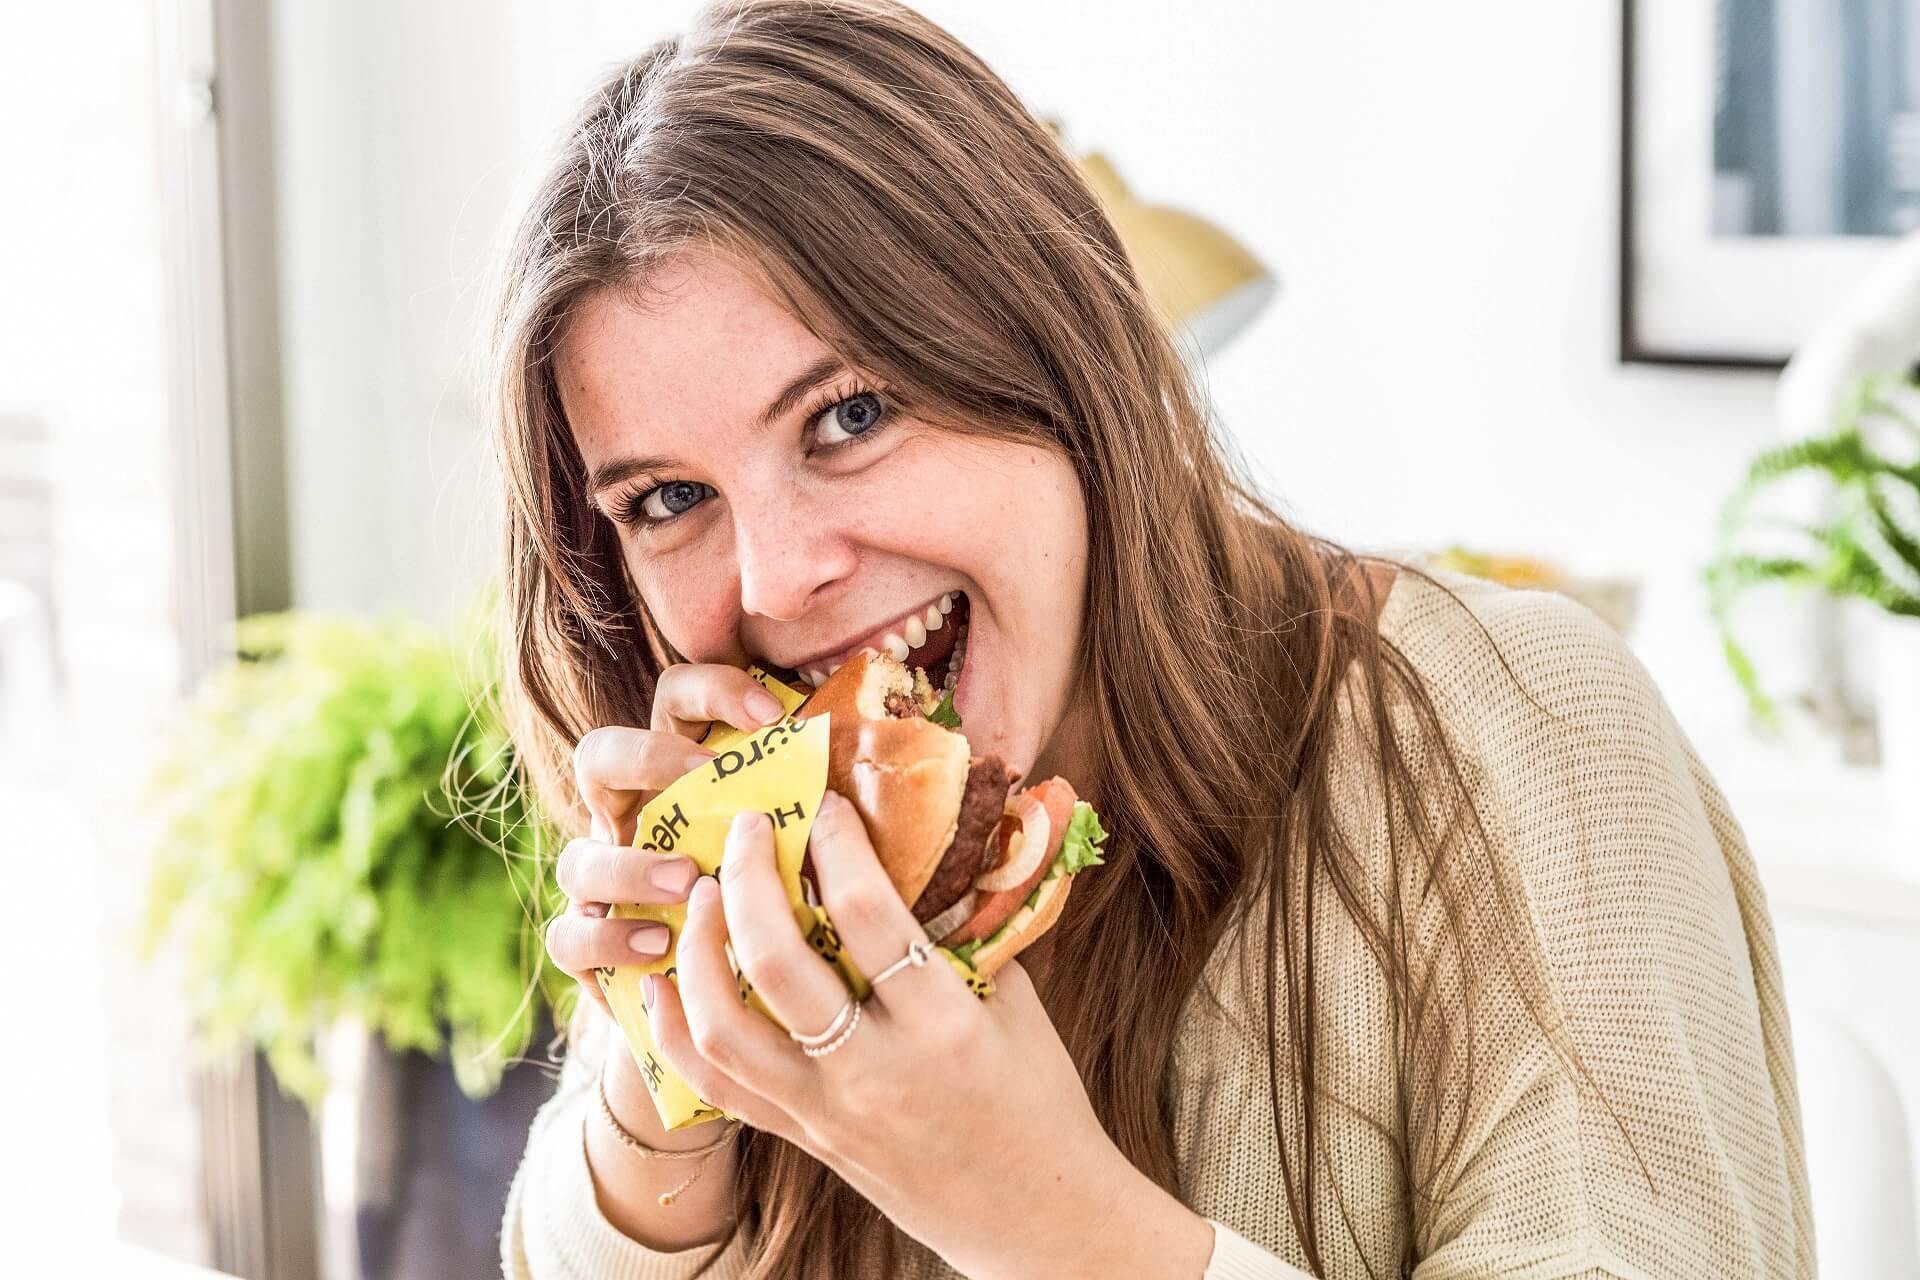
[596, 665, 992, 1130]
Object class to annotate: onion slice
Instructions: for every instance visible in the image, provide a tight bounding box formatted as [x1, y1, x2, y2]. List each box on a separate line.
[920, 890, 977, 944]
[973, 793, 1051, 891]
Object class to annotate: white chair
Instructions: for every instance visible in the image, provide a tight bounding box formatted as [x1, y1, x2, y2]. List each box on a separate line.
[1795, 1008, 1920, 1275]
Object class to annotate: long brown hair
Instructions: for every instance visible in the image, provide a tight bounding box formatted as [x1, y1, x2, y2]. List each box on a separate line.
[481, 3, 1615, 1275]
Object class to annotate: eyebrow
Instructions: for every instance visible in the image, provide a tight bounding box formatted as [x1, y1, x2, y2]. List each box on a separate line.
[584, 355, 848, 502]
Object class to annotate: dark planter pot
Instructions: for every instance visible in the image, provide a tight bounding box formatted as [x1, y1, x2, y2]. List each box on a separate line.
[348, 1012, 560, 1280]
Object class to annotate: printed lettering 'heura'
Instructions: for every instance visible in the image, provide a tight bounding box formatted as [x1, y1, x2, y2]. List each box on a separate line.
[791, 651, 1108, 978]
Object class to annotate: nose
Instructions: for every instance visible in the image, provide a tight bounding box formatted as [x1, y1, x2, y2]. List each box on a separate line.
[731, 491, 857, 621]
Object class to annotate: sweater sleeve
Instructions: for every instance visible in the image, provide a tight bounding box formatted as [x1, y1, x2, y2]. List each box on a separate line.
[1204, 1220, 1319, 1279]
[1391, 582, 1813, 1278]
[500, 1005, 754, 1280]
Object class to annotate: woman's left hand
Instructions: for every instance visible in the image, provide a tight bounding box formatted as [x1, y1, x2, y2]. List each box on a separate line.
[642, 789, 1213, 1280]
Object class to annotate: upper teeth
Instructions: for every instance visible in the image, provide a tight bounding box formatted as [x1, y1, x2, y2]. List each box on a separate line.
[797, 593, 961, 686]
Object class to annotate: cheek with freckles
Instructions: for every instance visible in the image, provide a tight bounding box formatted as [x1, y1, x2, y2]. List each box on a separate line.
[877, 438, 1030, 541]
[630, 555, 744, 665]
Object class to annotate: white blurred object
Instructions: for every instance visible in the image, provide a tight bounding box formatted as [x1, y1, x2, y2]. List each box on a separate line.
[1777, 227, 1920, 439]
[77, 1241, 239, 1279]
[1795, 1010, 1920, 1278]
[0, 577, 57, 757]
[1876, 611, 1920, 836]
[0, 411, 59, 759]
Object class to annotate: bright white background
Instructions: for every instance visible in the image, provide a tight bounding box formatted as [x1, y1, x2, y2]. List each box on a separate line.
[244, 0, 1843, 756]
[4, 1, 1914, 1275]
[266, 0, 1786, 733]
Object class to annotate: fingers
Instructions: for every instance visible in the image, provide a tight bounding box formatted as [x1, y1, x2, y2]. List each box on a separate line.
[572, 974, 613, 1022]
[643, 966, 799, 1138]
[716, 811, 852, 1039]
[668, 872, 814, 1109]
[981, 954, 1039, 1016]
[808, 791, 961, 1012]
[555, 837, 699, 907]
[651, 663, 789, 740]
[574, 727, 717, 846]
[545, 902, 671, 979]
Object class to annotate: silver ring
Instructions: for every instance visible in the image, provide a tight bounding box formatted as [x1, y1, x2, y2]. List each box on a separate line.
[869, 938, 935, 989]
[799, 998, 861, 1058]
[789, 996, 857, 1049]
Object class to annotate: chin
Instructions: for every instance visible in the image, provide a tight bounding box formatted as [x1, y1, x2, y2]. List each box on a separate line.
[961, 691, 1043, 784]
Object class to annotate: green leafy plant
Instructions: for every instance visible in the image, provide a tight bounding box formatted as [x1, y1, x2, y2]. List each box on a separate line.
[135, 598, 574, 1111]
[1706, 371, 1920, 728]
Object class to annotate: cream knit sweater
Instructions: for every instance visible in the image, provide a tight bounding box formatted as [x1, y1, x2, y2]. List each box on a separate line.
[501, 566, 1815, 1278]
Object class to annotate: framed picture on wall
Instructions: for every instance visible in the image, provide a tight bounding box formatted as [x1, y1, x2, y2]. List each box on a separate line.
[1621, 0, 1914, 367]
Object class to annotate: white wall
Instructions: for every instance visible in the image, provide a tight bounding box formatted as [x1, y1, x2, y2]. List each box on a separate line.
[265, 0, 1808, 732]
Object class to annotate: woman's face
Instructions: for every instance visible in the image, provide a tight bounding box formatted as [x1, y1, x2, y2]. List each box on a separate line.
[554, 249, 1092, 783]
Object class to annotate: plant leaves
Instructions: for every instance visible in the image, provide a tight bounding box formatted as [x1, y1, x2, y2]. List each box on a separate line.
[137, 600, 572, 1111]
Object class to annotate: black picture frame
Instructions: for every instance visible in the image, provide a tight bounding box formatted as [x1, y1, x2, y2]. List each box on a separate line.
[1618, 1, 1782, 370]
[1619, 0, 1903, 369]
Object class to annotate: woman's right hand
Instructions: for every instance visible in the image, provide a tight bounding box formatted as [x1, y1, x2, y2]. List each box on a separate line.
[545, 663, 793, 1019]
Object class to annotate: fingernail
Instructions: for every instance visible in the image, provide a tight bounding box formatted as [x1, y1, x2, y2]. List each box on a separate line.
[731, 809, 770, 835]
[746, 688, 784, 725]
[641, 973, 658, 1012]
[628, 922, 669, 955]
[689, 875, 719, 910]
[647, 858, 697, 896]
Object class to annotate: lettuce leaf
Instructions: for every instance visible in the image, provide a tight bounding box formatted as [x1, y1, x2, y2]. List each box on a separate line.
[1056, 801, 1108, 874]
[927, 688, 962, 729]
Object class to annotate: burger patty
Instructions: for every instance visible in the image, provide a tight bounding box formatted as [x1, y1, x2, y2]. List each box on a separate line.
[912, 754, 1014, 923]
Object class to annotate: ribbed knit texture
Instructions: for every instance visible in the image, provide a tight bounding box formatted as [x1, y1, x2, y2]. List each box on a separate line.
[501, 566, 1815, 1278]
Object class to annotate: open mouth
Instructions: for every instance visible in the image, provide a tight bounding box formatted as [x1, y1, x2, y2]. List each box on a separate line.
[918, 591, 970, 694]
[790, 591, 973, 694]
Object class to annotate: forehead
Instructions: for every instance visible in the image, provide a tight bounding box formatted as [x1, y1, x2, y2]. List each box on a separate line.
[554, 251, 826, 462]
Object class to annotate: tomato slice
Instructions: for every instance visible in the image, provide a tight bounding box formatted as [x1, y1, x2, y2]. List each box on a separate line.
[942, 777, 1077, 945]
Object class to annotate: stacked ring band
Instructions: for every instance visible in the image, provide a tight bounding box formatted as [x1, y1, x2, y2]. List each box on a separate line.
[793, 998, 862, 1058]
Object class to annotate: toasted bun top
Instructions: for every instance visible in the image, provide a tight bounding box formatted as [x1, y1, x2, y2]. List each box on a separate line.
[833, 715, 972, 906]
[796, 652, 972, 905]
[797, 650, 891, 723]
[798, 650, 935, 725]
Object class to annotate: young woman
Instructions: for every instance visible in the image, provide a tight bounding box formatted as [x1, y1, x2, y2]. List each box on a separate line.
[489, 3, 1813, 1276]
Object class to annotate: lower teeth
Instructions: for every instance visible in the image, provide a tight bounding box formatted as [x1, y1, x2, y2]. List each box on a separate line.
[941, 620, 969, 693]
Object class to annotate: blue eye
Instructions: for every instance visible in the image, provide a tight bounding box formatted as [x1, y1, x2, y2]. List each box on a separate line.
[642, 480, 709, 519]
[615, 479, 710, 525]
[813, 390, 886, 445]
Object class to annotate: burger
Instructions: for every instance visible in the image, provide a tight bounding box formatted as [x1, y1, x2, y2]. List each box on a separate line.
[791, 648, 1106, 978]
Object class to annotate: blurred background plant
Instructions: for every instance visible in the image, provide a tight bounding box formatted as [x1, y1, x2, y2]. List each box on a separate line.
[1706, 370, 1920, 730]
[133, 591, 575, 1111]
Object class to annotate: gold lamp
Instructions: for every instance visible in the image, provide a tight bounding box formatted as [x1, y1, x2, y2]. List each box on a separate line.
[1074, 148, 1278, 357]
